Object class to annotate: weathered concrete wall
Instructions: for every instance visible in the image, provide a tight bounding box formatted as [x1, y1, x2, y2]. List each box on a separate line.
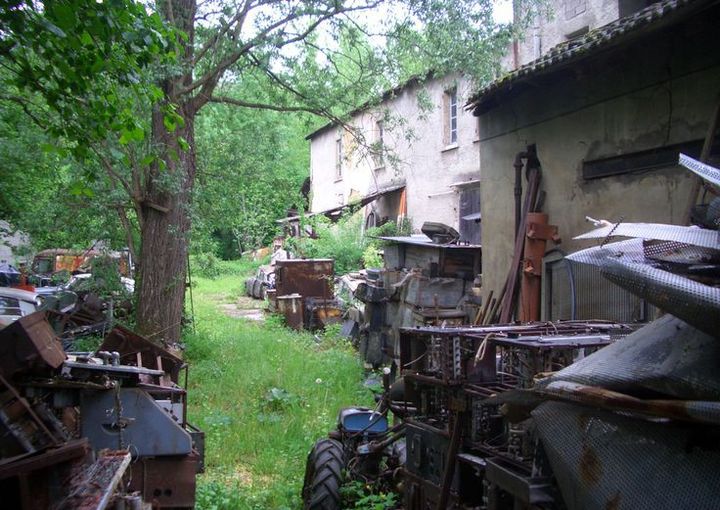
[309, 75, 480, 234]
[511, 0, 619, 68]
[477, 25, 720, 301]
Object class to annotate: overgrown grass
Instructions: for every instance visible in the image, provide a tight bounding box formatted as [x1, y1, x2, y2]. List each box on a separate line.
[184, 259, 372, 509]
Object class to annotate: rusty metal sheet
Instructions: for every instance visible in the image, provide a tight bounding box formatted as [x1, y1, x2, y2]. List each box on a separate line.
[277, 294, 303, 330]
[98, 326, 184, 383]
[274, 259, 334, 299]
[128, 454, 199, 508]
[0, 311, 65, 378]
[533, 401, 720, 510]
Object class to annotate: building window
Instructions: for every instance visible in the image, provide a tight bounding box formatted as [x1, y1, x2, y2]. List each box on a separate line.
[335, 134, 343, 180]
[444, 88, 458, 146]
[372, 120, 384, 169]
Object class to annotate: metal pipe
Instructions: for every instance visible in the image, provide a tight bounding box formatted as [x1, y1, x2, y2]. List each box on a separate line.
[513, 151, 527, 235]
[368, 428, 406, 453]
[436, 412, 464, 510]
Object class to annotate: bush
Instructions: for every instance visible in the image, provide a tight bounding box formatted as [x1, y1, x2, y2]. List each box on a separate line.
[362, 245, 382, 269]
[285, 214, 364, 274]
[192, 252, 222, 278]
[285, 213, 413, 275]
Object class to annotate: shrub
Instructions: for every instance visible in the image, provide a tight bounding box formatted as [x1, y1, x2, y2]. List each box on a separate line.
[285, 213, 413, 275]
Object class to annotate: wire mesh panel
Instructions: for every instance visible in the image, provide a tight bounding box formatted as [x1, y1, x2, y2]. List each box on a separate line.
[533, 401, 720, 510]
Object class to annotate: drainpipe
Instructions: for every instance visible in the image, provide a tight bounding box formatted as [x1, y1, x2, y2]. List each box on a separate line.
[513, 150, 528, 236]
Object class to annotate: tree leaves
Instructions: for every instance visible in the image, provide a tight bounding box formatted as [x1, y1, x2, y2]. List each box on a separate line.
[0, 0, 177, 154]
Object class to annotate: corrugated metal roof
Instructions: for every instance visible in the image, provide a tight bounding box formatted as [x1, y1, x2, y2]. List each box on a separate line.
[468, 0, 714, 114]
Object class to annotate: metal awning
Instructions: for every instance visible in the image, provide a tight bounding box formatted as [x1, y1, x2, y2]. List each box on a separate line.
[277, 183, 405, 223]
[376, 234, 481, 249]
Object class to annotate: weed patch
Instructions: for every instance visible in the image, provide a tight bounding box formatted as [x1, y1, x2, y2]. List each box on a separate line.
[185, 262, 372, 509]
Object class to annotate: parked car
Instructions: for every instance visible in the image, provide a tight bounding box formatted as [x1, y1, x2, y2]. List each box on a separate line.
[31, 248, 133, 287]
[0, 287, 42, 328]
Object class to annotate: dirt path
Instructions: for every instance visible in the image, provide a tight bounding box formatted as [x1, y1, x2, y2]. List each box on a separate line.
[218, 295, 266, 321]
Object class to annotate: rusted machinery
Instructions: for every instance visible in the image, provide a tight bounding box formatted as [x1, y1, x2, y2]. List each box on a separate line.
[273, 259, 342, 330]
[395, 321, 630, 510]
[303, 320, 631, 510]
[304, 154, 720, 510]
[0, 313, 203, 509]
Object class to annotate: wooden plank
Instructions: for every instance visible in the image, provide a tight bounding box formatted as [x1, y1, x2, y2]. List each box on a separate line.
[0, 439, 90, 479]
[500, 168, 541, 322]
[683, 95, 720, 224]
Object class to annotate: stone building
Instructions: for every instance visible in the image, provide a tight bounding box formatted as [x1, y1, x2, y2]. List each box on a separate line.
[469, 0, 720, 320]
[306, 73, 483, 243]
[305, 1, 656, 246]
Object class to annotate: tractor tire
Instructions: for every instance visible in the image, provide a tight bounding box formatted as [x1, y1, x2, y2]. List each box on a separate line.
[302, 438, 344, 510]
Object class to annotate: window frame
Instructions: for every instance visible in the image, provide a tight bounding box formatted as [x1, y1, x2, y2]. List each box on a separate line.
[444, 87, 459, 147]
[335, 133, 343, 181]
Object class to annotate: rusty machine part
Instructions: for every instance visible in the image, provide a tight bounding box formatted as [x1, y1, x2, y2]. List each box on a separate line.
[304, 319, 631, 510]
[275, 259, 336, 331]
[395, 321, 631, 510]
[274, 259, 334, 299]
[520, 213, 560, 322]
[0, 317, 204, 509]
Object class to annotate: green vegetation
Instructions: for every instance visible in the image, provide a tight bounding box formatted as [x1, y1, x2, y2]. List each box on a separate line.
[0, 0, 518, 342]
[185, 260, 373, 509]
[193, 100, 312, 258]
[286, 213, 413, 275]
[341, 481, 399, 510]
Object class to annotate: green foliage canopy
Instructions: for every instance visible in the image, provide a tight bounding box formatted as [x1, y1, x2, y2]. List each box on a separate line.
[0, 0, 173, 154]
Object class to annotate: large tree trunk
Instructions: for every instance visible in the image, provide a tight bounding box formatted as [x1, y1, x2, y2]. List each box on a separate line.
[135, 107, 196, 343]
[135, 0, 196, 344]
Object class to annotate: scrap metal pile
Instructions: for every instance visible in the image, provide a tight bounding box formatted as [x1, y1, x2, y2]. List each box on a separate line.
[340, 223, 483, 368]
[304, 154, 720, 510]
[393, 320, 632, 509]
[396, 154, 720, 509]
[394, 155, 720, 509]
[0, 312, 203, 509]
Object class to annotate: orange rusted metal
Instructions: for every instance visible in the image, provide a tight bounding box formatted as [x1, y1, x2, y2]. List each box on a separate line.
[520, 213, 559, 322]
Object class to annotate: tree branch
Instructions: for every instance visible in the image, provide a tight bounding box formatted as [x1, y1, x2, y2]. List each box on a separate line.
[209, 95, 324, 113]
[183, 1, 383, 109]
[193, 5, 249, 66]
[0, 94, 48, 129]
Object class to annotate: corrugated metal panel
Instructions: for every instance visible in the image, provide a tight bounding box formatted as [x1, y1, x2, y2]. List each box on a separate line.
[543, 257, 649, 322]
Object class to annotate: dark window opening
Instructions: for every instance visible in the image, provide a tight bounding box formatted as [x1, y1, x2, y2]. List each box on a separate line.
[582, 139, 720, 180]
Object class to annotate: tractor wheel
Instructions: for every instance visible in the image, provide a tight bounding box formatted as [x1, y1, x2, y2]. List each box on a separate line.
[302, 438, 344, 510]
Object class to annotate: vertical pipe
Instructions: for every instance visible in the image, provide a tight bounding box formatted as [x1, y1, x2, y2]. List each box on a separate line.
[513, 153, 526, 236]
[436, 412, 464, 510]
